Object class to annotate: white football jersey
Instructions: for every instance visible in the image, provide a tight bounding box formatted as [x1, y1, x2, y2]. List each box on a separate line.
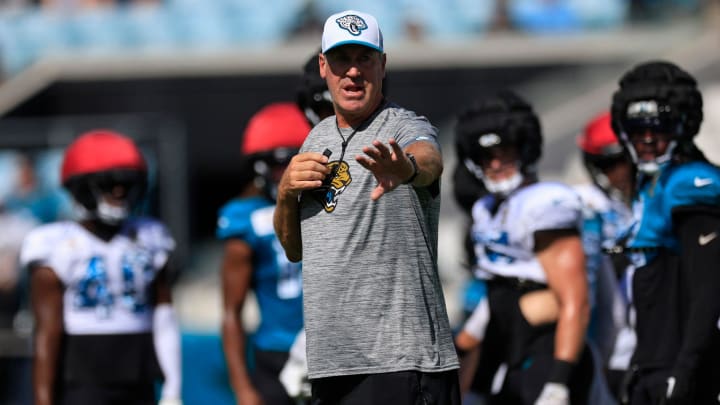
[573, 183, 632, 249]
[471, 181, 583, 283]
[20, 218, 175, 335]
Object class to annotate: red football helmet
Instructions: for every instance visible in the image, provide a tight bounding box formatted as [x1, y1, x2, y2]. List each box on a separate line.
[577, 111, 630, 199]
[62, 129, 146, 184]
[62, 130, 148, 224]
[242, 102, 311, 156]
[577, 112, 623, 158]
[241, 102, 311, 199]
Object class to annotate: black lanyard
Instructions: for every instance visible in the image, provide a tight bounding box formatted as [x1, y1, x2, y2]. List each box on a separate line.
[333, 123, 359, 166]
[326, 99, 387, 180]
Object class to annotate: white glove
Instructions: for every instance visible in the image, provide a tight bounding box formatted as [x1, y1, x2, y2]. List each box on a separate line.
[279, 330, 311, 399]
[279, 358, 311, 399]
[153, 304, 182, 401]
[158, 399, 183, 405]
[534, 382, 569, 405]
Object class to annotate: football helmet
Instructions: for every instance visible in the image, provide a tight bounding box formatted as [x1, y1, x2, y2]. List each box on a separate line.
[242, 102, 311, 200]
[296, 53, 334, 126]
[611, 60, 702, 174]
[577, 111, 630, 200]
[61, 130, 147, 224]
[455, 90, 542, 197]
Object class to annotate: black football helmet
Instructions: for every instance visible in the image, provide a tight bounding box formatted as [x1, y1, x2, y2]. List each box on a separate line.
[455, 90, 542, 196]
[296, 52, 334, 126]
[610, 60, 703, 173]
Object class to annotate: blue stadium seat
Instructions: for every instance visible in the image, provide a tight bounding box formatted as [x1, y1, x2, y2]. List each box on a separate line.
[0, 9, 75, 73]
[165, 1, 236, 49]
[406, 0, 496, 40]
[314, 0, 405, 41]
[0, 12, 30, 74]
[124, 4, 182, 51]
[509, 0, 628, 33]
[508, 0, 583, 33]
[64, 7, 133, 52]
[573, 0, 628, 29]
[166, 0, 304, 47]
[221, 0, 297, 46]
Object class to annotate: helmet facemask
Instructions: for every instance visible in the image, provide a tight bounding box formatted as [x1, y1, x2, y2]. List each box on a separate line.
[297, 53, 335, 126]
[251, 148, 299, 201]
[67, 169, 147, 225]
[466, 158, 524, 197]
[301, 88, 334, 126]
[462, 135, 525, 198]
[619, 99, 679, 175]
[583, 152, 633, 203]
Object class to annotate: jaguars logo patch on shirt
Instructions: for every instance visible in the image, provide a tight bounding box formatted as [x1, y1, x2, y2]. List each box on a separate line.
[309, 159, 352, 213]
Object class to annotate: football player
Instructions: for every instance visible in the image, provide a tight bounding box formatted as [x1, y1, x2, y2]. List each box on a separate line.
[453, 91, 594, 405]
[575, 111, 635, 401]
[22, 130, 181, 405]
[218, 102, 310, 405]
[610, 61, 720, 405]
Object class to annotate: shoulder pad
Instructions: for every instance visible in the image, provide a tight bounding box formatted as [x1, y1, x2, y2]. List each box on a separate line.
[663, 162, 720, 214]
[520, 182, 583, 232]
[573, 183, 611, 213]
[216, 197, 272, 243]
[19, 222, 72, 268]
[126, 217, 175, 252]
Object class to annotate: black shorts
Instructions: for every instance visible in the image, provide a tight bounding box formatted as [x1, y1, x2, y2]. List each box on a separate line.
[58, 332, 162, 404]
[484, 282, 594, 404]
[627, 365, 720, 405]
[59, 381, 155, 405]
[62, 332, 161, 383]
[494, 346, 594, 405]
[310, 369, 461, 405]
[251, 348, 295, 405]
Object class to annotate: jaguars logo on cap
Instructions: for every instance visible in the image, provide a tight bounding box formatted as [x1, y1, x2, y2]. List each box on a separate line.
[335, 14, 368, 36]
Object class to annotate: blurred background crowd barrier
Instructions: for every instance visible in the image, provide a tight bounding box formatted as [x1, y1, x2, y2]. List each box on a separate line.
[0, 0, 708, 78]
[0, 0, 718, 404]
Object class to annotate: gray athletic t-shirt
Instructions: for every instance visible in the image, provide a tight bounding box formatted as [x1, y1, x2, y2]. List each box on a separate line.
[298, 102, 459, 379]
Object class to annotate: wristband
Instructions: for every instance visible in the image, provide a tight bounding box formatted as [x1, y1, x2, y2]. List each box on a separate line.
[548, 359, 574, 385]
[403, 153, 419, 184]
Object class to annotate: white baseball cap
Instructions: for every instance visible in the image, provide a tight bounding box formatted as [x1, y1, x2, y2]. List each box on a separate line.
[321, 10, 384, 54]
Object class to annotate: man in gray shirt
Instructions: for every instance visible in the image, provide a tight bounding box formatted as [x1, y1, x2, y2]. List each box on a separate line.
[273, 9, 459, 405]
